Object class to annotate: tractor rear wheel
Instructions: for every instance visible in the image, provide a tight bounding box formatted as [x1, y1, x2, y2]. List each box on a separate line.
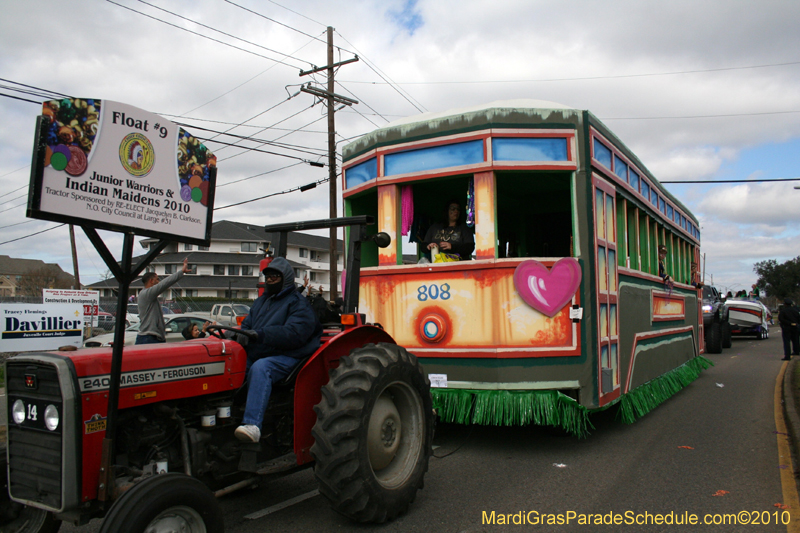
[706, 322, 723, 353]
[311, 343, 433, 523]
[99, 474, 223, 533]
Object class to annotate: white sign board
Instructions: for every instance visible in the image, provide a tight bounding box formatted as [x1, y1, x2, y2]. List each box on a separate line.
[28, 98, 215, 244]
[0, 304, 83, 351]
[43, 289, 100, 328]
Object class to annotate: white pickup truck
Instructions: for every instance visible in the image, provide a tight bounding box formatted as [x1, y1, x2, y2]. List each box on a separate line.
[195, 303, 251, 327]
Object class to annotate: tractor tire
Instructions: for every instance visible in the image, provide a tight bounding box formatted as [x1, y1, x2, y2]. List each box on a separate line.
[99, 474, 223, 533]
[706, 322, 723, 354]
[721, 321, 732, 349]
[0, 455, 61, 533]
[311, 342, 433, 523]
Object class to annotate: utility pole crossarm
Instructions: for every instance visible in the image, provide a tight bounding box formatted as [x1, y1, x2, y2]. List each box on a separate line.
[299, 56, 358, 77]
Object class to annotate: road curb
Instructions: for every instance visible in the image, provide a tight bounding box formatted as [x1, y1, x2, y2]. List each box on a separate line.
[782, 359, 800, 502]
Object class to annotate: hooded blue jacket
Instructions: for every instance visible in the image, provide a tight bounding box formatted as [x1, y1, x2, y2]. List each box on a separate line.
[240, 257, 322, 362]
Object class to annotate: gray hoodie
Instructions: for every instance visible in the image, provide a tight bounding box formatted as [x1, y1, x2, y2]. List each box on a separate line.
[136, 270, 184, 340]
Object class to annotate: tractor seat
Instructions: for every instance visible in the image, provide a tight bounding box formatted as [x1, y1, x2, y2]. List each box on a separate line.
[273, 353, 313, 387]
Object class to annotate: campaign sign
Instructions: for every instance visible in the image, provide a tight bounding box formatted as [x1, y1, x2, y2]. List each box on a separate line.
[1, 304, 83, 351]
[27, 99, 215, 245]
[43, 289, 100, 328]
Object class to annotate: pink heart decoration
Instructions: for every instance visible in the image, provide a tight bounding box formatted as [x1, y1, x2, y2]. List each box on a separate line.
[513, 258, 582, 317]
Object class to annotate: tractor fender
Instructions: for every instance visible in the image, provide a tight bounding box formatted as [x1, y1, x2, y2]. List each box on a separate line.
[293, 325, 395, 464]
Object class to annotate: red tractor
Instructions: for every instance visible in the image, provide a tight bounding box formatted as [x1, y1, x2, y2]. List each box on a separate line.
[1, 217, 434, 532]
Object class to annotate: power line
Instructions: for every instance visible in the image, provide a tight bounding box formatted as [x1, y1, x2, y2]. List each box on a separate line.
[177, 36, 321, 116]
[0, 202, 26, 215]
[223, 0, 327, 45]
[105, 0, 305, 70]
[334, 30, 426, 113]
[335, 82, 388, 123]
[0, 93, 41, 104]
[216, 106, 327, 163]
[0, 184, 29, 202]
[661, 178, 800, 184]
[202, 92, 302, 147]
[196, 136, 320, 163]
[262, 0, 327, 28]
[0, 194, 27, 208]
[217, 162, 305, 187]
[157, 113, 326, 133]
[173, 122, 327, 157]
[340, 59, 800, 85]
[214, 176, 331, 210]
[601, 110, 800, 120]
[0, 220, 35, 231]
[134, 0, 314, 68]
[0, 224, 65, 246]
[0, 78, 70, 98]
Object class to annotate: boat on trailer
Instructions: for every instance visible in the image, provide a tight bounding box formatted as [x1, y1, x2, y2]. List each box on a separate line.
[725, 298, 770, 339]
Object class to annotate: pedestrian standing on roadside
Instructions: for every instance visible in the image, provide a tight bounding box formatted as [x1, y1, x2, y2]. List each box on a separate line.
[135, 258, 190, 345]
[778, 298, 800, 360]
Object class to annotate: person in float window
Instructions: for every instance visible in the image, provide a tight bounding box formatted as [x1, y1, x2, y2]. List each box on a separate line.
[422, 200, 475, 261]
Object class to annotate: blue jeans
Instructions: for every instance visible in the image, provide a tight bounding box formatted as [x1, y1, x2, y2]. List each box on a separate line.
[242, 356, 301, 430]
[135, 335, 164, 345]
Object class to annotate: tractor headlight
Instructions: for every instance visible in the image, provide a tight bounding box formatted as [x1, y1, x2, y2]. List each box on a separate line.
[12, 400, 25, 424]
[44, 404, 59, 431]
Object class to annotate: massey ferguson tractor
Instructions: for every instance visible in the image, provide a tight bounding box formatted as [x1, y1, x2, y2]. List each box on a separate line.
[1, 216, 434, 532]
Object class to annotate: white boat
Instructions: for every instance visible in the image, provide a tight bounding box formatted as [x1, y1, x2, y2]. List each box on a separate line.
[724, 298, 770, 339]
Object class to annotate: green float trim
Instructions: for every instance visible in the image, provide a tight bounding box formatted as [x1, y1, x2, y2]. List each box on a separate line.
[431, 389, 594, 438]
[430, 355, 713, 438]
[615, 355, 714, 424]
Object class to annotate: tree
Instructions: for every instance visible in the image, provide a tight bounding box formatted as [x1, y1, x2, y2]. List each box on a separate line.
[17, 265, 73, 297]
[753, 257, 800, 301]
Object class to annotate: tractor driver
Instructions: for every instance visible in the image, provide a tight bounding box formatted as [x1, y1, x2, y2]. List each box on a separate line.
[233, 257, 323, 443]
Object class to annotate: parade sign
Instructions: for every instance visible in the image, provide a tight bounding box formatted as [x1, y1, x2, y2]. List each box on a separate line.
[27, 99, 216, 245]
[43, 288, 100, 328]
[0, 304, 83, 351]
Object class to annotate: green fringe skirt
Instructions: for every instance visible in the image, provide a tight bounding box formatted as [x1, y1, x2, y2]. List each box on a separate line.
[430, 355, 713, 438]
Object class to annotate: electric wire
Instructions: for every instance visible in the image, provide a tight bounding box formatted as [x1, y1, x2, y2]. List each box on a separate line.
[216, 109, 329, 163]
[661, 178, 800, 184]
[0, 93, 41, 104]
[0, 194, 27, 207]
[194, 137, 319, 163]
[157, 113, 326, 133]
[335, 82, 388, 123]
[134, 0, 314, 67]
[222, 0, 328, 45]
[173, 122, 327, 157]
[0, 220, 35, 231]
[217, 162, 304, 187]
[261, 0, 327, 28]
[334, 30, 427, 113]
[340, 59, 800, 85]
[214, 176, 331, 211]
[0, 78, 70, 98]
[105, 0, 305, 70]
[0, 202, 27, 215]
[201, 92, 302, 147]
[0, 224, 66, 246]
[177, 35, 321, 116]
[0, 184, 29, 201]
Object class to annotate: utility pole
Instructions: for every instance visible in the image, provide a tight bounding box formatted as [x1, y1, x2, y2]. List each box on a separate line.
[300, 27, 358, 301]
[69, 224, 81, 289]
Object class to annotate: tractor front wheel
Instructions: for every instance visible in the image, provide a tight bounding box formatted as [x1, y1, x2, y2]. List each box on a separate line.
[311, 343, 433, 523]
[99, 474, 223, 533]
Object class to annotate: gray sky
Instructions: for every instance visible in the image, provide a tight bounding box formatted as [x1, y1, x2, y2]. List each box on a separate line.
[1, 0, 799, 294]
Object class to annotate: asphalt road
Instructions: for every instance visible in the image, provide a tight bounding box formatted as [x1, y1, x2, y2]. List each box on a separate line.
[61, 334, 789, 533]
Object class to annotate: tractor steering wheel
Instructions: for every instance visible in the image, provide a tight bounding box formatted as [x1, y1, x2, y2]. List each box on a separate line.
[206, 325, 258, 342]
